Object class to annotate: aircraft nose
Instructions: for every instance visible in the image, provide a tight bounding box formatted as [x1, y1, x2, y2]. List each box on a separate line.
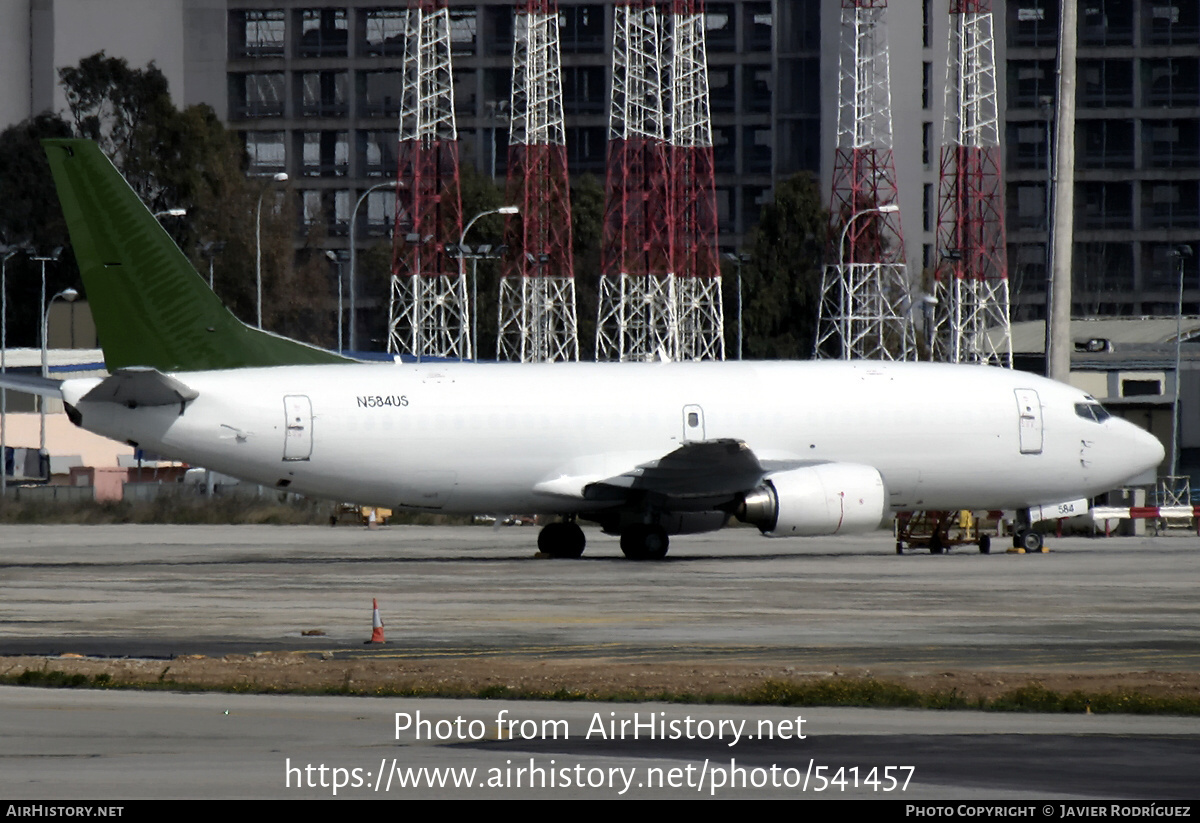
[1121, 418, 1165, 478]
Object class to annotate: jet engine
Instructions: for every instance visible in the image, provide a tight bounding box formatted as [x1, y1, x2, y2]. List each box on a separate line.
[736, 464, 887, 537]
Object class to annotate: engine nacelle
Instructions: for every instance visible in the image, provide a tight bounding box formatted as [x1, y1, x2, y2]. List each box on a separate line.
[737, 464, 887, 537]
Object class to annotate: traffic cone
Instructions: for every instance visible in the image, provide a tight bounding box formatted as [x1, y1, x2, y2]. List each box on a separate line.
[365, 598, 385, 644]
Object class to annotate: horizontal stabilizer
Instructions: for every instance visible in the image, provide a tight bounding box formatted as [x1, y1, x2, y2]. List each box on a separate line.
[0, 373, 63, 398]
[81, 367, 198, 408]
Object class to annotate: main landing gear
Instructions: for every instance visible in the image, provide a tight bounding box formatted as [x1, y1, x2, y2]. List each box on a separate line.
[535, 519, 671, 560]
[619, 524, 669, 560]
[537, 520, 586, 558]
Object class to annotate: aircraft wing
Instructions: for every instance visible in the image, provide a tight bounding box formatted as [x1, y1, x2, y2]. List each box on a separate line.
[0, 372, 63, 398]
[536, 439, 769, 512]
[80, 367, 198, 408]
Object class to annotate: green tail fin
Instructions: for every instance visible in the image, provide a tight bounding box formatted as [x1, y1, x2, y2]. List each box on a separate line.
[42, 138, 352, 372]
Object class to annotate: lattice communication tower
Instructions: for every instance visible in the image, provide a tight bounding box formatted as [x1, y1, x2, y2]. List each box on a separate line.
[932, 0, 1011, 366]
[499, 0, 579, 362]
[669, 0, 724, 361]
[596, 0, 675, 362]
[388, 0, 467, 359]
[814, 0, 915, 361]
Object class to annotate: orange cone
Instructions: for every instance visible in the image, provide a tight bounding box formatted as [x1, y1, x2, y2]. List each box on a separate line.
[365, 598, 385, 644]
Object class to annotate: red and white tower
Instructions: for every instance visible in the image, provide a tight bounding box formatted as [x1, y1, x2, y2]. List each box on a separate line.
[669, 0, 724, 361]
[932, 0, 1010, 366]
[814, 0, 915, 361]
[595, 0, 675, 362]
[388, 0, 467, 359]
[498, 0, 579, 362]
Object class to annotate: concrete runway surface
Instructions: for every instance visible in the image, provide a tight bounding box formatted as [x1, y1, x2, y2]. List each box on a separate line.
[1, 524, 1198, 799]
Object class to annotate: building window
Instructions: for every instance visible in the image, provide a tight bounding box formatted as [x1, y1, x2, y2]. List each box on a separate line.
[744, 3, 772, 51]
[245, 131, 286, 174]
[922, 0, 932, 48]
[1146, 182, 1200, 229]
[363, 188, 395, 237]
[358, 130, 397, 178]
[1080, 60, 1134, 108]
[1078, 182, 1132, 230]
[706, 4, 736, 52]
[297, 9, 347, 58]
[743, 126, 771, 174]
[299, 131, 349, 178]
[230, 73, 285, 119]
[231, 10, 285, 58]
[297, 71, 349, 118]
[562, 66, 606, 116]
[1014, 183, 1048, 229]
[713, 125, 736, 174]
[1079, 119, 1135, 169]
[566, 126, 606, 173]
[1080, 0, 1134, 46]
[358, 70, 401, 119]
[1145, 119, 1200, 169]
[1011, 122, 1051, 170]
[922, 62, 931, 110]
[1146, 3, 1200, 46]
[559, 5, 605, 53]
[745, 65, 772, 114]
[362, 9, 405, 57]
[922, 122, 931, 168]
[1145, 58, 1200, 107]
[1009, 3, 1059, 47]
[923, 183, 933, 232]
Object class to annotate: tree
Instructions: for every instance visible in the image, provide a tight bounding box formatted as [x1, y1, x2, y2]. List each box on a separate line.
[737, 172, 827, 359]
[0, 112, 77, 347]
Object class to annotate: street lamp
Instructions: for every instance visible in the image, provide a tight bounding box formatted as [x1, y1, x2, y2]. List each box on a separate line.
[198, 241, 225, 290]
[1170, 244, 1194, 483]
[256, 172, 289, 328]
[834, 203, 900, 360]
[325, 250, 346, 354]
[153, 208, 187, 219]
[722, 251, 751, 360]
[459, 206, 518, 359]
[349, 181, 398, 353]
[41, 286, 78, 458]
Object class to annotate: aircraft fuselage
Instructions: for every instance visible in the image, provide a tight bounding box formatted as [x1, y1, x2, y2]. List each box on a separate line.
[60, 359, 1163, 517]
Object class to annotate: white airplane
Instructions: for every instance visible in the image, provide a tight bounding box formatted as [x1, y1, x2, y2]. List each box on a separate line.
[12, 140, 1164, 559]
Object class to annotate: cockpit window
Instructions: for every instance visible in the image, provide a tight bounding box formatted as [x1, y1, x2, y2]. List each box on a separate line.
[1075, 402, 1111, 423]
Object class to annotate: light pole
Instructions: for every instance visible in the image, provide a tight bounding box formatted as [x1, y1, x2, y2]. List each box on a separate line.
[256, 172, 289, 328]
[41, 287, 78, 459]
[1170, 244, 1194, 483]
[199, 241, 225, 290]
[835, 203, 900, 360]
[325, 250, 346, 353]
[153, 208, 187, 219]
[349, 181, 397, 353]
[0, 244, 25, 498]
[722, 252, 750, 360]
[459, 206, 518, 360]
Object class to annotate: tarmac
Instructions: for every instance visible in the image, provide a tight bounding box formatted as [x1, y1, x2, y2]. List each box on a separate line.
[1, 523, 1198, 799]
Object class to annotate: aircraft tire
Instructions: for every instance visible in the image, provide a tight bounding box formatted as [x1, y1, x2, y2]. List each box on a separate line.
[538, 522, 586, 558]
[620, 526, 669, 560]
[1020, 530, 1044, 552]
[929, 532, 944, 555]
[895, 541, 904, 555]
[979, 535, 991, 554]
